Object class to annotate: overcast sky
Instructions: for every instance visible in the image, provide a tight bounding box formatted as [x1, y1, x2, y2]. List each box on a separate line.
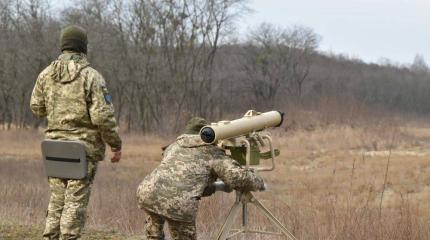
[239, 0, 429, 65]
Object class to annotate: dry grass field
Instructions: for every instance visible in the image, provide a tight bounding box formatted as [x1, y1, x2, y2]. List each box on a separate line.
[1, 118, 430, 239]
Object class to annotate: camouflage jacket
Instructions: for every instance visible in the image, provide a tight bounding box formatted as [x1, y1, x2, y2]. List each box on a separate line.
[30, 52, 122, 161]
[136, 134, 264, 222]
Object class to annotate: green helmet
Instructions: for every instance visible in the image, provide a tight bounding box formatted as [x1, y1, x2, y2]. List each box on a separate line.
[60, 25, 88, 54]
[184, 117, 207, 134]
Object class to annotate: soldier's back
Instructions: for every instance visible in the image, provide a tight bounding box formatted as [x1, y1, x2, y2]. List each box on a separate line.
[33, 51, 106, 161]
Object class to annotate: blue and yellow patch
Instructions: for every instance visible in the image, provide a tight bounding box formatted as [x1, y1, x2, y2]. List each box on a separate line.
[104, 94, 113, 104]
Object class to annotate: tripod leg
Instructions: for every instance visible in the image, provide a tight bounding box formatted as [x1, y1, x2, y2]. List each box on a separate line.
[242, 201, 248, 227]
[247, 193, 297, 240]
[215, 201, 243, 240]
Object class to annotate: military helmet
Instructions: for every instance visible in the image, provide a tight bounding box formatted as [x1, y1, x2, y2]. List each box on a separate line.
[184, 117, 207, 134]
[60, 25, 88, 54]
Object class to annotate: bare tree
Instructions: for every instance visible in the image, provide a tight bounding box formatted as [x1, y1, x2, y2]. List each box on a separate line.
[1, 0, 430, 131]
[242, 23, 319, 109]
[411, 54, 428, 73]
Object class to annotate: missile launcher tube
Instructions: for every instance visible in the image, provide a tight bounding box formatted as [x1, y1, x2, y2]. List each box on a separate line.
[200, 111, 283, 144]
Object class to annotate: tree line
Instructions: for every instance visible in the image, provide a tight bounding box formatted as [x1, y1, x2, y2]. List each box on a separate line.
[0, 0, 429, 132]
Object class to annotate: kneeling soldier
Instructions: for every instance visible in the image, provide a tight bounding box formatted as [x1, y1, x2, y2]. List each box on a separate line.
[136, 117, 265, 240]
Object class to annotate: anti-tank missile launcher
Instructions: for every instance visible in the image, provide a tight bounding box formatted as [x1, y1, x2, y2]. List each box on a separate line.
[200, 110, 284, 170]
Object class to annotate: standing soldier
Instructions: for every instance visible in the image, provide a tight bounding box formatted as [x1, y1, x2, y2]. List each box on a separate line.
[30, 25, 122, 240]
[136, 117, 265, 240]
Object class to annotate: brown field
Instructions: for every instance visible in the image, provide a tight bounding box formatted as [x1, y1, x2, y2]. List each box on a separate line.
[1, 120, 430, 239]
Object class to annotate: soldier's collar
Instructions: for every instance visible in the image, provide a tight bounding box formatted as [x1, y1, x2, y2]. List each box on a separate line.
[176, 134, 207, 148]
[59, 51, 87, 62]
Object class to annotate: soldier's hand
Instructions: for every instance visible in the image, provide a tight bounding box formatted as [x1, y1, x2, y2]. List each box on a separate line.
[111, 150, 122, 163]
[260, 183, 267, 192]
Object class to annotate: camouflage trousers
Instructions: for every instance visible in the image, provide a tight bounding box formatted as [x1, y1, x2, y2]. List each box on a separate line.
[143, 210, 196, 240]
[43, 161, 98, 240]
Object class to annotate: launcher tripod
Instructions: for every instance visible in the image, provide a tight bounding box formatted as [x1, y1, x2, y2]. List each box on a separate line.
[213, 133, 297, 240]
[215, 190, 297, 240]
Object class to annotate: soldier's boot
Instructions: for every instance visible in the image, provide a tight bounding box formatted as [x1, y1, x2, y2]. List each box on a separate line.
[167, 219, 196, 240]
[143, 210, 166, 240]
[43, 178, 67, 240]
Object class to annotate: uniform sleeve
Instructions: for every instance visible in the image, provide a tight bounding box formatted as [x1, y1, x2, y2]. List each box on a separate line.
[88, 74, 122, 151]
[210, 149, 264, 192]
[30, 73, 47, 118]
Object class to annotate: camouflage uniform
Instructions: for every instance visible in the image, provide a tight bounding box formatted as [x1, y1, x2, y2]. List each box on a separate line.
[30, 51, 121, 239]
[136, 134, 264, 240]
